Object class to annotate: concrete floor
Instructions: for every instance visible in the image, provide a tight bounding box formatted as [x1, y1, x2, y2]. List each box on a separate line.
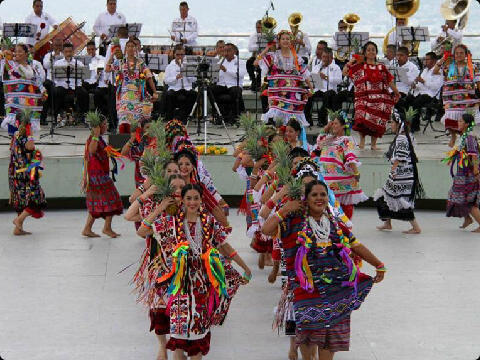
[0, 209, 479, 360]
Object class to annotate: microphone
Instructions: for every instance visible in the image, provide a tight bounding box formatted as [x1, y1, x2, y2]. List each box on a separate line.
[271, 1, 274, 10]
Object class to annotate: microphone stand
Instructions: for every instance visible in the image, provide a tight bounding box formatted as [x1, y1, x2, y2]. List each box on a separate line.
[236, 54, 240, 126]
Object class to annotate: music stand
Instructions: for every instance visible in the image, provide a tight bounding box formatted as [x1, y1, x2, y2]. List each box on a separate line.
[397, 26, 430, 56]
[171, 20, 196, 44]
[310, 73, 323, 91]
[2, 23, 36, 43]
[75, 55, 93, 67]
[108, 23, 142, 39]
[140, 54, 168, 71]
[334, 32, 369, 56]
[386, 66, 409, 85]
[40, 65, 89, 139]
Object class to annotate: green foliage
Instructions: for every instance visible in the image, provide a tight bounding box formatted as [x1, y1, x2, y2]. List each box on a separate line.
[146, 120, 166, 146]
[271, 141, 292, 185]
[404, 107, 418, 124]
[287, 178, 304, 200]
[244, 137, 267, 161]
[149, 162, 174, 202]
[140, 148, 158, 178]
[85, 111, 103, 128]
[239, 113, 257, 137]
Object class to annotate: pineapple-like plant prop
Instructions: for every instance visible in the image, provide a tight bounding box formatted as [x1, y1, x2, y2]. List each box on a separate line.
[140, 148, 158, 178]
[85, 111, 103, 133]
[287, 177, 304, 200]
[403, 107, 417, 127]
[145, 119, 167, 148]
[149, 162, 177, 215]
[271, 140, 291, 185]
[239, 113, 258, 138]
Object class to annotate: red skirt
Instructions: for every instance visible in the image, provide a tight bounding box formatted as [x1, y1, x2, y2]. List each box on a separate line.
[250, 231, 273, 254]
[352, 95, 394, 138]
[166, 332, 211, 356]
[149, 308, 170, 335]
[86, 170, 123, 219]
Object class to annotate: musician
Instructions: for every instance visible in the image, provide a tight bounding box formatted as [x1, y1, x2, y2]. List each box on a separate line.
[212, 43, 247, 124]
[387, 18, 407, 48]
[246, 20, 265, 90]
[170, 1, 198, 47]
[410, 51, 444, 132]
[27, 45, 46, 83]
[331, 19, 350, 69]
[304, 47, 342, 126]
[215, 40, 225, 58]
[291, 26, 311, 64]
[25, 0, 58, 46]
[164, 44, 196, 124]
[93, 0, 126, 55]
[431, 19, 463, 55]
[105, 26, 129, 63]
[83, 41, 109, 119]
[384, 44, 397, 65]
[310, 40, 327, 68]
[53, 43, 89, 123]
[395, 46, 419, 98]
[40, 37, 63, 124]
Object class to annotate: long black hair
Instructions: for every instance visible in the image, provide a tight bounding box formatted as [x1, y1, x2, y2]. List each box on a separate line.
[181, 183, 203, 198]
[304, 179, 329, 198]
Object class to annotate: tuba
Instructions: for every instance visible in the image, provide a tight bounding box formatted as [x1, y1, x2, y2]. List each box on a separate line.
[334, 13, 360, 63]
[433, 0, 471, 54]
[261, 16, 277, 33]
[288, 12, 304, 52]
[383, 0, 420, 56]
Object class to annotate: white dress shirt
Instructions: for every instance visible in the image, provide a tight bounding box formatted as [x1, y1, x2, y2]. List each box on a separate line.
[25, 12, 58, 46]
[105, 38, 128, 62]
[85, 55, 107, 88]
[388, 30, 401, 47]
[164, 59, 194, 91]
[31, 59, 45, 83]
[311, 61, 342, 93]
[43, 51, 63, 80]
[218, 56, 247, 88]
[431, 28, 463, 52]
[294, 31, 312, 58]
[53, 57, 85, 89]
[413, 67, 444, 98]
[310, 56, 323, 68]
[171, 15, 198, 46]
[93, 11, 126, 38]
[396, 60, 419, 94]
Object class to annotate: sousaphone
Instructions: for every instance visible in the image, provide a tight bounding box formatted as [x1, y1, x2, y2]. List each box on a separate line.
[383, 0, 420, 55]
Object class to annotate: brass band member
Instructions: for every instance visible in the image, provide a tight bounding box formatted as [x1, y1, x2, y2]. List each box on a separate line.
[384, 44, 397, 66]
[387, 18, 407, 48]
[93, 0, 126, 52]
[25, 0, 58, 46]
[310, 40, 328, 68]
[246, 20, 264, 90]
[164, 44, 197, 123]
[394, 46, 419, 112]
[212, 43, 247, 124]
[53, 43, 89, 125]
[431, 19, 463, 56]
[170, 1, 198, 46]
[83, 41, 109, 120]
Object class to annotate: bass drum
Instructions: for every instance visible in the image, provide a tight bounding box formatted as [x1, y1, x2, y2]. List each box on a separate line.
[34, 17, 88, 61]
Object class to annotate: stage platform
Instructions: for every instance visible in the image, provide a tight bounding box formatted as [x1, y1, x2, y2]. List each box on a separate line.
[0, 110, 462, 208]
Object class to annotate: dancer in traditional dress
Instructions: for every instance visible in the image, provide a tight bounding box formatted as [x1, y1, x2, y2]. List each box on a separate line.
[262, 180, 386, 360]
[284, 117, 312, 152]
[374, 109, 423, 234]
[343, 41, 400, 150]
[156, 184, 251, 359]
[106, 39, 158, 134]
[434, 44, 480, 148]
[444, 113, 480, 232]
[1, 44, 47, 135]
[121, 120, 151, 188]
[81, 115, 123, 238]
[255, 30, 314, 127]
[315, 112, 367, 219]
[8, 110, 46, 235]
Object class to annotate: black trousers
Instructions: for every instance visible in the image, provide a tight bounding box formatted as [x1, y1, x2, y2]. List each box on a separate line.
[107, 84, 118, 131]
[40, 79, 55, 124]
[211, 85, 245, 123]
[83, 83, 110, 119]
[409, 94, 436, 132]
[246, 56, 262, 89]
[304, 90, 340, 126]
[54, 86, 89, 117]
[165, 89, 197, 123]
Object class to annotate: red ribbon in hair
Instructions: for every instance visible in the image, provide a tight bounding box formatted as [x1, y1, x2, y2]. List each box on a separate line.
[25, 123, 32, 137]
[135, 127, 142, 143]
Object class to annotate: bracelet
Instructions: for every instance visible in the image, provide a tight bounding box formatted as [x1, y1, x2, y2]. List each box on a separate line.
[229, 251, 238, 259]
[266, 200, 275, 210]
[27, 136, 35, 141]
[353, 172, 360, 176]
[250, 174, 258, 180]
[91, 136, 99, 141]
[274, 211, 284, 222]
[242, 271, 252, 281]
[376, 262, 387, 272]
[141, 219, 152, 229]
[138, 185, 145, 193]
[136, 197, 144, 206]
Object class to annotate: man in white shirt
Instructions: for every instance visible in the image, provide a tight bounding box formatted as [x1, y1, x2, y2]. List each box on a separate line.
[82, 41, 109, 120]
[40, 37, 63, 123]
[246, 20, 265, 90]
[292, 29, 311, 64]
[53, 43, 89, 122]
[331, 20, 350, 69]
[395, 46, 420, 117]
[93, 0, 126, 56]
[310, 40, 327, 69]
[25, 0, 58, 46]
[304, 48, 342, 126]
[410, 51, 444, 132]
[431, 19, 463, 56]
[383, 44, 397, 66]
[211, 43, 247, 124]
[170, 1, 198, 47]
[387, 18, 408, 49]
[27, 44, 46, 83]
[163, 45, 197, 124]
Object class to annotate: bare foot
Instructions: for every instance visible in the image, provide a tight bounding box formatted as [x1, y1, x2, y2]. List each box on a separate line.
[13, 227, 30, 236]
[376, 224, 392, 231]
[460, 217, 473, 229]
[448, 137, 455, 148]
[288, 347, 298, 360]
[156, 349, 168, 360]
[371, 146, 381, 151]
[471, 227, 480, 233]
[82, 230, 101, 238]
[102, 229, 120, 238]
[268, 271, 277, 284]
[264, 256, 274, 267]
[402, 228, 421, 234]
